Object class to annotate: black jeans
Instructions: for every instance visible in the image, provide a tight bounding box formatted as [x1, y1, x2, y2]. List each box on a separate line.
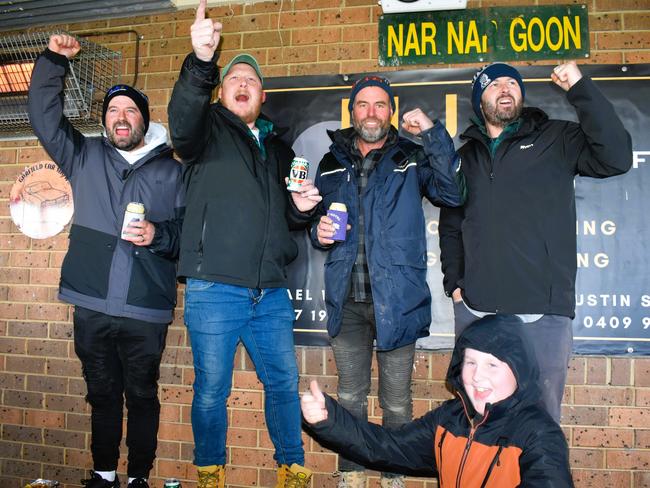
[73, 306, 168, 478]
[330, 298, 415, 474]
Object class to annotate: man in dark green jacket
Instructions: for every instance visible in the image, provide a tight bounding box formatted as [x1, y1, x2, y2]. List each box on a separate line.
[167, 1, 321, 487]
[439, 62, 632, 423]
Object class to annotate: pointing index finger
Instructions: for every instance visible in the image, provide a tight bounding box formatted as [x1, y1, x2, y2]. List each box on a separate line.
[196, 0, 207, 21]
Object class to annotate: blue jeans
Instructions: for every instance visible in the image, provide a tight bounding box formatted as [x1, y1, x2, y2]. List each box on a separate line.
[330, 298, 415, 474]
[184, 279, 303, 467]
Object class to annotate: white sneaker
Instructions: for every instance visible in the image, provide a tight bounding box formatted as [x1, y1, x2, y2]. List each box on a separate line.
[336, 471, 367, 488]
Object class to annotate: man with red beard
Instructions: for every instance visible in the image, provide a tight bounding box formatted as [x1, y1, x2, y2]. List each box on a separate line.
[310, 76, 465, 488]
[167, 1, 321, 487]
[439, 62, 632, 423]
[28, 35, 184, 488]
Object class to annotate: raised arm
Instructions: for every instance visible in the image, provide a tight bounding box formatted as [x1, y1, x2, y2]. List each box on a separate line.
[168, 0, 223, 163]
[302, 381, 438, 477]
[402, 108, 466, 207]
[553, 61, 632, 178]
[27, 34, 86, 178]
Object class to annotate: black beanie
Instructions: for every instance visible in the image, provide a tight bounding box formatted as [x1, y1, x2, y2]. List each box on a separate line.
[471, 63, 525, 120]
[102, 84, 150, 134]
[348, 75, 396, 112]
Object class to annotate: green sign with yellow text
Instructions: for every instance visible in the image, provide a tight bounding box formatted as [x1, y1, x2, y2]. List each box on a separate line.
[379, 5, 589, 66]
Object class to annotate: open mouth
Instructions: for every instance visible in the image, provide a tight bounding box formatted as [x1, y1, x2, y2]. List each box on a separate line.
[497, 96, 514, 107]
[235, 94, 250, 103]
[473, 386, 492, 401]
[114, 124, 131, 137]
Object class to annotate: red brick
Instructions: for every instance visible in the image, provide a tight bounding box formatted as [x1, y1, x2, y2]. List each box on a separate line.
[320, 7, 372, 25]
[157, 459, 191, 479]
[158, 422, 194, 442]
[0, 268, 29, 284]
[607, 448, 650, 469]
[609, 407, 649, 428]
[160, 385, 194, 405]
[27, 338, 69, 357]
[226, 427, 258, 448]
[45, 394, 88, 413]
[30, 268, 61, 285]
[292, 26, 341, 45]
[66, 413, 90, 432]
[0, 337, 26, 353]
[589, 13, 623, 31]
[573, 427, 633, 448]
[0, 372, 24, 390]
[568, 469, 631, 487]
[46, 358, 82, 377]
[561, 405, 608, 425]
[596, 0, 649, 10]
[586, 357, 607, 384]
[611, 357, 632, 386]
[0, 407, 23, 424]
[230, 446, 275, 466]
[569, 448, 605, 469]
[7, 320, 48, 338]
[25, 410, 65, 429]
[6, 355, 45, 373]
[2, 424, 43, 443]
[0, 303, 27, 321]
[598, 32, 650, 49]
[227, 390, 263, 409]
[43, 428, 86, 449]
[574, 385, 634, 406]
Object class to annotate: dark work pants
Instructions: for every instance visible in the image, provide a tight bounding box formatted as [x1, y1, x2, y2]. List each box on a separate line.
[453, 301, 573, 423]
[330, 298, 415, 475]
[73, 306, 168, 478]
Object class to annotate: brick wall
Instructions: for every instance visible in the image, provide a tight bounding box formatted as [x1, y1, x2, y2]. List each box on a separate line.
[1, 0, 649, 486]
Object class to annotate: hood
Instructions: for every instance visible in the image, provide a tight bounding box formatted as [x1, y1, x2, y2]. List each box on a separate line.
[109, 122, 171, 165]
[447, 314, 541, 415]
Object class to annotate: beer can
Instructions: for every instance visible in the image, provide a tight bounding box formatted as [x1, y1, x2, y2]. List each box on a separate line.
[327, 202, 348, 242]
[287, 156, 309, 192]
[121, 201, 145, 238]
[163, 479, 181, 488]
[25, 480, 59, 488]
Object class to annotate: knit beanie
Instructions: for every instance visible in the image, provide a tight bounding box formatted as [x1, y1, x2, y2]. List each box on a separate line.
[348, 75, 396, 112]
[102, 84, 150, 134]
[471, 63, 525, 119]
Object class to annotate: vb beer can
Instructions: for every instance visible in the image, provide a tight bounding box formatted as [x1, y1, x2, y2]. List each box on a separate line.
[287, 156, 309, 192]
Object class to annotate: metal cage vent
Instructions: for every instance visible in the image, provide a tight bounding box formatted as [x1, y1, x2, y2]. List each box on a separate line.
[0, 31, 121, 139]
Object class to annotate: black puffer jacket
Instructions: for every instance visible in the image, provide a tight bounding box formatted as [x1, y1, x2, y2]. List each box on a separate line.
[305, 315, 574, 487]
[168, 53, 310, 287]
[28, 49, 184, 324]
[440, 77, 632, 317]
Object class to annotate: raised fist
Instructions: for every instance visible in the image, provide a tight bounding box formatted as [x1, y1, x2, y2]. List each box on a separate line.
[48, 34, 81, 59]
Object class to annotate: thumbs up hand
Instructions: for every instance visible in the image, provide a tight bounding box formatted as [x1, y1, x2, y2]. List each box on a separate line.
[191, 0, 222, 62]
[301, 380, 328, 424]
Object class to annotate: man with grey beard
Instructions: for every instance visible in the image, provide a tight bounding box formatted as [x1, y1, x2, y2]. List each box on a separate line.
[439, 62, 632, 423]
[310, 75, 465, 488]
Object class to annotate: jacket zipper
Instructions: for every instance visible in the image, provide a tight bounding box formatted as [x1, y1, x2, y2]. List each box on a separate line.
[197, 204, 207, 272]
[256, 136, 272, 287]
[437, 429, 449, 487]
[479, 445, 504, 488]
[455, 393, 490, 488]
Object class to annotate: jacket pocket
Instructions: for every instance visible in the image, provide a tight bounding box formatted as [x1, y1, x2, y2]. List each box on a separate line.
[127, 248, 176, 310]
[60, 225, 115, 299]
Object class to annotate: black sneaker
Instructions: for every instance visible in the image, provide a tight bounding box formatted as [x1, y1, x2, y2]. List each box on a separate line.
[81, 471, 120, 488]
[127, 479, 149, 488]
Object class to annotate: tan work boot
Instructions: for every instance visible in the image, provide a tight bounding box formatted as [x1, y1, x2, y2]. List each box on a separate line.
[196, 465, 225, 488]
[336, 471, 367, 488]
[277, 463, 312, 488]
[379, 475, 405, 488]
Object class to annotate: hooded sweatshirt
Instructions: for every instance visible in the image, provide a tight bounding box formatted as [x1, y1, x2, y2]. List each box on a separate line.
[28, 48, 185, 323]
[304, 315, 574, 487]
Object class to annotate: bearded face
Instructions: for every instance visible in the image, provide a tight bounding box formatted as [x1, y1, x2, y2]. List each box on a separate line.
[105, 96, 146, 151]
[351, 86, 393, 144]
[480, 77, 524, 128]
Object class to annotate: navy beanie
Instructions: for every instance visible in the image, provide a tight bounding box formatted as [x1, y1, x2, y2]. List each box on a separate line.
[102, 84, 150, 134]
[348, 75, 396, 112]
[471, 63, 525, 119]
